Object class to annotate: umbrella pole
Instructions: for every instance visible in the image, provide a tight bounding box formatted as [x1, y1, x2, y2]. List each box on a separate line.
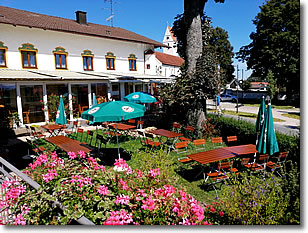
[116, 124, 121, 160]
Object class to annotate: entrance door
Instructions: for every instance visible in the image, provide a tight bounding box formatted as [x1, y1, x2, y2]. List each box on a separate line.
[20, 84, 45, 124]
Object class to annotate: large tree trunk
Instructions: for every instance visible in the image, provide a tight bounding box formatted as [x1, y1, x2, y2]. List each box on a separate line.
[184, 0, 207, 128]
[184, 0, 207, 74]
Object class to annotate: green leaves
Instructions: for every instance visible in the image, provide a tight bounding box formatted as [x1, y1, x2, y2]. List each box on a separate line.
[237, 0, 299, 96]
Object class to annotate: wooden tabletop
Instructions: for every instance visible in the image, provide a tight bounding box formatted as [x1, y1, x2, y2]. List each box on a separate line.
[149, 129, 183, 138]
[45, 135, 91, 154]
[109, 123, 136, 131]
[186, 144, 257, 165]
[223, 144, 258, 155]
[41, 124, 64, 131]
[187, 147, 236, 165]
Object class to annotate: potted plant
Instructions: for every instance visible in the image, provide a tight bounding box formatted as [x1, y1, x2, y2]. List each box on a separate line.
[9, 112, 21, 128]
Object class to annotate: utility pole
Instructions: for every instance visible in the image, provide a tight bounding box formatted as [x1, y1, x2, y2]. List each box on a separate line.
[236, 64, 239, 114]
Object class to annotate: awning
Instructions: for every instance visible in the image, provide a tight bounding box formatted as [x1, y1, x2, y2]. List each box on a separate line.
[0, 69, 175, 83]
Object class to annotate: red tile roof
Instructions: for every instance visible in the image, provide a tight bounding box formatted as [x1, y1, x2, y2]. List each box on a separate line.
[0, 6, 165, 48]
[154, 51, 184, 67]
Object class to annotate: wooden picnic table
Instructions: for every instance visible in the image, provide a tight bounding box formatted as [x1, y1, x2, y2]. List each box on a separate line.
[45, 135, 92, 154]
[186, 147, 236, 165]
[41, 124, 64, 137]
[223, 144, 258, 155]
[149, 129, 183, 138]
[109, 123, 136, 131]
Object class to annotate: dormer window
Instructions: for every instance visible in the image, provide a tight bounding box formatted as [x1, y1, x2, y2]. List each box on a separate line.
[19, 43, 38, 69]
[128, 54, 137, 71]
[0, 41, 8, 68]
[53, 47, 68, 69]
[105, 52, 115, 70]
[82, 50, 94, 71]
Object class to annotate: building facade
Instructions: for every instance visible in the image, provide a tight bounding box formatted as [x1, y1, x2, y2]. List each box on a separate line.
[0, 6, 171, 125]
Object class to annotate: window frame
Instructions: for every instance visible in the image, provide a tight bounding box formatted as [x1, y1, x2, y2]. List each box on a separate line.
[128, 54, 137, 71]
[81, 50, 94, 71]
[0, 49, 7, 68]
[105, 52, 116, 70]
[19, 43, 38, 69]
[0, 42, 8, 68]
[53, 47, 68, 70]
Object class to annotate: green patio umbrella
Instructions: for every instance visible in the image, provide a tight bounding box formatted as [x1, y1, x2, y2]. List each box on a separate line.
[81, 101, 146, 159]
[257, 103, 279, 156]
[55, 96, 67, 125]
[124, 92, 157, 104]
[255, 96, 266, 145]
[255, 96, 266, 133]
[92, 93, 98, 106]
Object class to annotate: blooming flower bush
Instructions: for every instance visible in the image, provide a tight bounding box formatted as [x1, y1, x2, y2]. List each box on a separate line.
[0, 150, 219, 225]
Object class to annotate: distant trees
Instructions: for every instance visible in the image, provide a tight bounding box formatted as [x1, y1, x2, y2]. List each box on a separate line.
[236, 0, 299, 98]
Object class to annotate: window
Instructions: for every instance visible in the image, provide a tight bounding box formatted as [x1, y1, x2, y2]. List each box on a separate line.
[81, 50, 94, 71]
[19, 43, 38, 69]
[105, 52, 115, 70]
[0, 41, 8, 68]
[53, 47, 68, 69]
[128, 54, 137, 71]
[0, 49, 6, 67]
[146, 64, 150, 69]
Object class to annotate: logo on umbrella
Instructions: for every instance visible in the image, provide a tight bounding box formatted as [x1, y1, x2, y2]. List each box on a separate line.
[132, 94, 139, 99]
[89, 107, 100, 114]
[122, 106, 134, 112]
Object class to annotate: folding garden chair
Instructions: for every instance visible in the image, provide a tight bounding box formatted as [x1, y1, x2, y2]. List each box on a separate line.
[226, 136, 237, 146]
[172, 122, 182, 133]
[193, 139, 206, 151]
[266, 151, 289, 177]
[211, 137, 223, 148]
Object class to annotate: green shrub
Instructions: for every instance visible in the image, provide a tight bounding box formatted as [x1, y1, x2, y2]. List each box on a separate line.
[220, 171, 289, 225]
[207, 114, 300, 164]
[129, 148, 176, 184]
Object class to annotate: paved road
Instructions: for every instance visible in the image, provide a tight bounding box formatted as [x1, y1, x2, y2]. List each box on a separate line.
[208, 101, 300, 136]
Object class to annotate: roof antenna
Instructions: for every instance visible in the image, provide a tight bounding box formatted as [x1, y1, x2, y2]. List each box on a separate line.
[104, 0, 119, 27]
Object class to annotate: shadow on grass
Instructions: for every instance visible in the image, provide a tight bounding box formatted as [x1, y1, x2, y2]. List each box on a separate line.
[176, 165, 204, 182]
[93, 148, 131, 166]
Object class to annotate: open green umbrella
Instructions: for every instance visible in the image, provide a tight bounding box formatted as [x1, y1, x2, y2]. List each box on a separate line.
[81, 101, 146, 159]
[124, 92, 157, 104]
[257, 103, 279, 156]
[55, 96, 67, 125]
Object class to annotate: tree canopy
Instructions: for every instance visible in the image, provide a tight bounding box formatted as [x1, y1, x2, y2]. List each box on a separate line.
[236, 0, 299, 96]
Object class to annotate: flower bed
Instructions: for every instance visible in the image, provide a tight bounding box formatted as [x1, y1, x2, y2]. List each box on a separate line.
[0, 150, 221, 225]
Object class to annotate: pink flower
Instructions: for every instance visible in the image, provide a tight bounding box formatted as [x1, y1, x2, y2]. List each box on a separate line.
[115, 194, 130, 205]
[42, 169, 58, 183]
[219, 211, 224, 216]
[68, 151, 77, 159]
[119, 178, 128, 190]
[97, 185, 109, 195]
[141, 197, 155, 211]
[103, 209, 134, 225]
[78, 150, 86, 158]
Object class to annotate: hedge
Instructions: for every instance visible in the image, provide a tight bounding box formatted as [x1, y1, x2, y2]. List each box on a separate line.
[207, 114, 300, 164]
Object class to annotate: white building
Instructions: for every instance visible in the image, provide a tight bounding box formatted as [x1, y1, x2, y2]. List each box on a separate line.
[162, 26, 178, 56]
[0, 6, 170, 125]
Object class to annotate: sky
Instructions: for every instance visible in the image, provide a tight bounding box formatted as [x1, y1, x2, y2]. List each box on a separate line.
[0, 0, 268, 79]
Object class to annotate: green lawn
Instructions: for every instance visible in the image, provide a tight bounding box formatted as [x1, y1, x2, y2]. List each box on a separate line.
[244, 103, 294, 110]
[208, 109, 285, 122]
[281, 112, 300, 120]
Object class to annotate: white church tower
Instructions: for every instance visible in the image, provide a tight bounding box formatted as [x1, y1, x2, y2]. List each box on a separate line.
[163, 26, 178, 56]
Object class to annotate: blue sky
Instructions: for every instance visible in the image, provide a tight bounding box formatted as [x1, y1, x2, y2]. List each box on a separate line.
[1, 0, 267, 79]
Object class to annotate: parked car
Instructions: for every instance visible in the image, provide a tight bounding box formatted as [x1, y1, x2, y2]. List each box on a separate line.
[220, 94, 238, 102]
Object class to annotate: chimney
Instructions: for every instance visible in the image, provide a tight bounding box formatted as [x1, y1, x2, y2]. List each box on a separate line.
[75, 11, 87, 25]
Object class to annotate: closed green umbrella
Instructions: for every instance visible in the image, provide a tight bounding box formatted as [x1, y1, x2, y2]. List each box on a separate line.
[257, 103, 279, 156]
[81, 101, 146, 159]
[256, 96, 266, 133]
[55, 96, 67, 125]
[124, 92, 157, 104]
[92, 93, 98, 106]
